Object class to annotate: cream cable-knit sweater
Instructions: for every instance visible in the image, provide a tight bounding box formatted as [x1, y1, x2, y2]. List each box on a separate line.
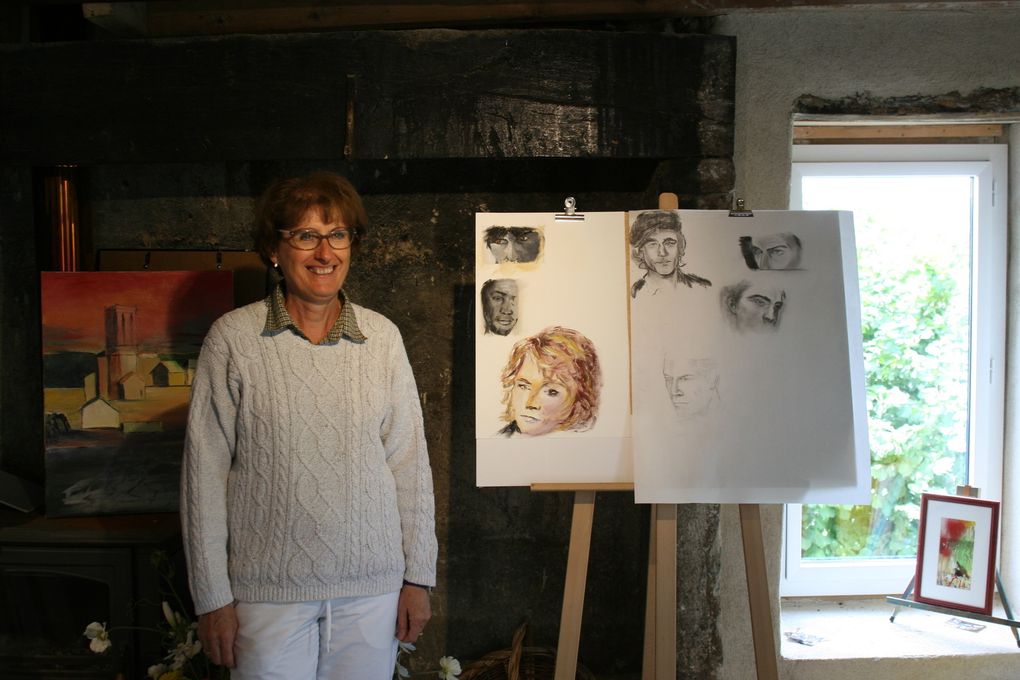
[180, 299, 437, 615]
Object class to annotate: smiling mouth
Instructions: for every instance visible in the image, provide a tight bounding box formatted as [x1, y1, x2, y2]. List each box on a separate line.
[309, 265, 336, 275]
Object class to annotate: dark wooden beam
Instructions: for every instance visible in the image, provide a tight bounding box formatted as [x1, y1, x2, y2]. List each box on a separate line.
[67, 0, 1020, 36]
[0, 29, 733, 164]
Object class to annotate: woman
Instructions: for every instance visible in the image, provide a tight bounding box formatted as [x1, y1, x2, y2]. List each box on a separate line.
[497, 326, 601, 437]
[181, 171, 437, 680]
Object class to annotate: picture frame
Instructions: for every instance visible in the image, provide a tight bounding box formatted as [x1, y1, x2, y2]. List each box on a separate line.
[914, 492, 1000, 615]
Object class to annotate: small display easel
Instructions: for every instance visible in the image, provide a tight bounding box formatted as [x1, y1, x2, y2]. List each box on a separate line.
[886, 486, 1019, 647]
[535, 193, 780, 680]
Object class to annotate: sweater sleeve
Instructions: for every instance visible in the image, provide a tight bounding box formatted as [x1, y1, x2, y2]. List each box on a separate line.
[180, 320, 239, 615]
[381, 328, 438, 588]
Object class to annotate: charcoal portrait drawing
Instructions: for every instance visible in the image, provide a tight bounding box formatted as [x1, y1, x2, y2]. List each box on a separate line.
[720, 280, 786, 332]
[739, 232, 803, 270]
[481, 279, 519, 336]
[629, 210, 711, 298]
[484, 226, 543, 264]
[497, 326, 601, 437]
[663, 354, 720, 420]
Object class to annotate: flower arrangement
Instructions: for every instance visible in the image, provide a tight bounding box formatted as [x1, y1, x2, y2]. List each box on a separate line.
[394, 640, 462, 680]
[82, 551, 227, 680]
[83, 551, 460, 680]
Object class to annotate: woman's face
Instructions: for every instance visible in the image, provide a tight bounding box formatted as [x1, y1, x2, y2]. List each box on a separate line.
[509, 353, 573, 436]
[271, 209, 352, 307]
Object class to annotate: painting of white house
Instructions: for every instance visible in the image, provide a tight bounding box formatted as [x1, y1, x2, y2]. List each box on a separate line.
[41, 271, 233, 516]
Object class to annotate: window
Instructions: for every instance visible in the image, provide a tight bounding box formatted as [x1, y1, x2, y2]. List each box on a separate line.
[783, 143, 1007, 596]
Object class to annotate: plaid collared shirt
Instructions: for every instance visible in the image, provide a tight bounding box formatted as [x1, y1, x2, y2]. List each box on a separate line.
[263, 282, 367, 345]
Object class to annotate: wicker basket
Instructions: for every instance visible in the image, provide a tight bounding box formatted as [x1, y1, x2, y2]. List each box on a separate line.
[459, 623, 596, 680]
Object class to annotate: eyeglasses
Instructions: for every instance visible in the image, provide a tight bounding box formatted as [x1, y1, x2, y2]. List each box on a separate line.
[278, 228, 353, 251]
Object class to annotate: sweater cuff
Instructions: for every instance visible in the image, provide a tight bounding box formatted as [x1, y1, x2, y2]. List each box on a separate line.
[402, 579, 434, 594]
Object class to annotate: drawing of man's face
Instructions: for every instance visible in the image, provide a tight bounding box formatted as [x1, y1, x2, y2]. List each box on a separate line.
[510, 353, 573, 436]
[640, 228, 681, 276]
[481, 279, 518, 336]
[663, 357, 719, 419]
[729, 283, 786, 331]
[484, 226, 542, 263]
[749, 233, 802, 270]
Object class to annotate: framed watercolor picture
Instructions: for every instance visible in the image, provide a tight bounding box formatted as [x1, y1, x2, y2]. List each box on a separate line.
[914, 492, 1000, 615]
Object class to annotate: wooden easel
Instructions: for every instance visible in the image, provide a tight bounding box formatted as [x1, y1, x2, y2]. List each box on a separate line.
[534, 484, 779, 680]
[534, 194, 780, 680]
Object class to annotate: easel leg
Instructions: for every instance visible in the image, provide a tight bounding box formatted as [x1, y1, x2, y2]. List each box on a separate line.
[643, 504, 678, 680]
[889, 576, 915, 623]
[996, 571, 1020, 647]
[642, 506, 657, 680]
[654, 504, 677, 680]
[739, 504, 779, 680]
[555, 490, 595, 680]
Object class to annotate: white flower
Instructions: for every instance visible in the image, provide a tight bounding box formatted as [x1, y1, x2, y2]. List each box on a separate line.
[83, 622, 112, 653]
[161, 601, 176, 627]
[147, 663, 167, 679]
[437, 655, 462, 680]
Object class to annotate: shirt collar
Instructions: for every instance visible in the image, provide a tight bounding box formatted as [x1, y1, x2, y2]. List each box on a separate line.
[263, 281, 366, 344]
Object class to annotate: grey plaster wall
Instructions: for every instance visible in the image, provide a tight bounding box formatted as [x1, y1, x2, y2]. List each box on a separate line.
[711, 8, 1020, 679]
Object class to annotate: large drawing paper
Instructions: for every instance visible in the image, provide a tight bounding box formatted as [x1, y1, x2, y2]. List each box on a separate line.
[475, 212, 632, 486]
[629, 210, 868, 504]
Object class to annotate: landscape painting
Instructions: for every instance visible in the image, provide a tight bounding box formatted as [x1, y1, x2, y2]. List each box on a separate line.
[41, 271, 233, 517]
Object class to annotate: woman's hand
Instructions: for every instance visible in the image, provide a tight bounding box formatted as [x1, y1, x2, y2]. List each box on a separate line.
[395, 584, 432, 643]
[198, 603, 239, 668]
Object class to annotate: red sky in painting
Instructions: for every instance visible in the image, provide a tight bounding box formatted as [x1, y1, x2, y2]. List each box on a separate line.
[41, 271, 234, 354]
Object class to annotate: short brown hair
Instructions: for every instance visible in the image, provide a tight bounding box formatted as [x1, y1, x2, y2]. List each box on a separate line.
[251, 171, 369, 267]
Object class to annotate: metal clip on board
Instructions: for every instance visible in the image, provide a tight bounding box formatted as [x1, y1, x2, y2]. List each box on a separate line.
[729, 197, 754, 218]
[555, 196, 585, 221]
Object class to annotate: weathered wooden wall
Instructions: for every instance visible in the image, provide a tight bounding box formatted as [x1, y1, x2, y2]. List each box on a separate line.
[0, 27, 734, 678]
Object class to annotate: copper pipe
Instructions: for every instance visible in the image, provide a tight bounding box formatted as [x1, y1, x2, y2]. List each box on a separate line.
[42, 166, 80, 272]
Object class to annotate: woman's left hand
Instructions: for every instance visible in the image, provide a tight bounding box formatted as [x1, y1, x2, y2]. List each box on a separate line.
[395, 584, 432, 642]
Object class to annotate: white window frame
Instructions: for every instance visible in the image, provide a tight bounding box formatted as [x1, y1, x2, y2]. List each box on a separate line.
[783, 143, 1007, 597]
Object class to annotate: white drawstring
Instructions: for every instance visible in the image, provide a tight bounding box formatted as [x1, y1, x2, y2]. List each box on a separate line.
[321, 600, 333, 655]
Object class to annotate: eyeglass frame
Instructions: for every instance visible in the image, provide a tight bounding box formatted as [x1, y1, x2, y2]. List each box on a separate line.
[277, 228, 354, 251]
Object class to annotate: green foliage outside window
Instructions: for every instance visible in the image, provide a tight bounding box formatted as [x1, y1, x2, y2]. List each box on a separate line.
[801, 217, 969, 559]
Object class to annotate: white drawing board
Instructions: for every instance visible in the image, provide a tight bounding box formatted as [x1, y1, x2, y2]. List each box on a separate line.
[629, 209, 869, 504]
[475, 212, 632, 486]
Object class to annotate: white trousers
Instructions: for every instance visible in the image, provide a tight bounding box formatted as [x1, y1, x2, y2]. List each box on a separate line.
[230, 592, 400, 680]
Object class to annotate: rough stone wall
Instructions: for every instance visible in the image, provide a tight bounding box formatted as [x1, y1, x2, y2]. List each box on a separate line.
[0, 27, 735, 678]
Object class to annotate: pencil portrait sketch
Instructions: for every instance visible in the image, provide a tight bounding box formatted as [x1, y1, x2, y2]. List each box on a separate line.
[720, 280, 786, 332]
[739, 232, 803, 270]
[497, 326, 601, 437]
[480, 279, 519, 336]
[483, 226, 543, 264]
[663, 354, 720, 420]
[629, 210, 711, 298]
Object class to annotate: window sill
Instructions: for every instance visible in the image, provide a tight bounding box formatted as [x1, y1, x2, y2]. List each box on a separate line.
[780, 597, 1019, 673]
